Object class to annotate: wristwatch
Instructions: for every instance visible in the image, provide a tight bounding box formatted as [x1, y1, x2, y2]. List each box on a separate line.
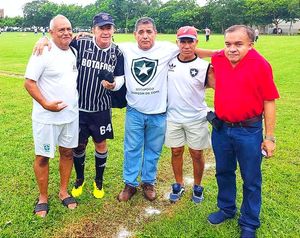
[264, 135, 276, 143]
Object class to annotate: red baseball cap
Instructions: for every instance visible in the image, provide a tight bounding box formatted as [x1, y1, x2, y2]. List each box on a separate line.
[177, 26, 197, 40]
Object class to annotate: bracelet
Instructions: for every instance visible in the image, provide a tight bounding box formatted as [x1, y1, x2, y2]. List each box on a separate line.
[264, 135, 276, 143]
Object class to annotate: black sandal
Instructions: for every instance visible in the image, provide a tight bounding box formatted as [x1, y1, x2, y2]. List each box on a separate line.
[34, 202, 49, 217]
[61, 196, 77, 208]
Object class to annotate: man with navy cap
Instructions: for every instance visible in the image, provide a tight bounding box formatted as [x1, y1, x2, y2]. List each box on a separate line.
[67, 12, 125, 199]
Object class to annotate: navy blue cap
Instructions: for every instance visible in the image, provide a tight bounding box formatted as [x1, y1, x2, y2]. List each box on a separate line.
[92, 13, 115, 27]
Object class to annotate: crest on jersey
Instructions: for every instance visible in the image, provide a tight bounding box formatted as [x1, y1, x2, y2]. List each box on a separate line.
[131, 57, 158, 86]
[110, 52, 116, 62]
[190, 68, 199, 77]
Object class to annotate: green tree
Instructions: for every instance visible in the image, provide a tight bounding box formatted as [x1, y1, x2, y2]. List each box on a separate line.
[245, 0, 289, 33]
[285, 0, 300, 34]
[156, 0, 201, 33]
[23, 0, 49, 27]
[206, 0, 246, 33]
[0, 16, 24, 28]
[55, 4, 84, 28]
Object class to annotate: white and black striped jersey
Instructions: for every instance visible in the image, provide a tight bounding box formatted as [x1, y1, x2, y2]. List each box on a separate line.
[70, 37, 124, 112]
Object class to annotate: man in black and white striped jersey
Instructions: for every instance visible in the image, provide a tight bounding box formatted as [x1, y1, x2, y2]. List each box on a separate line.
[69, 13, 125, 199]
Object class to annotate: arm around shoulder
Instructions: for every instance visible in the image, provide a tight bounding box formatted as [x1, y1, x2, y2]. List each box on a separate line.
[195, 48, 219, 58]
[33, 36, 52, 56]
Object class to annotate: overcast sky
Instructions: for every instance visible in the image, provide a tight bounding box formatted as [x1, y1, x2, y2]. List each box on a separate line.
[0, 0, 207, 17]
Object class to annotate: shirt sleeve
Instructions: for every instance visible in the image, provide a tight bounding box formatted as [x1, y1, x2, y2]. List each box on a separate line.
[259, 61, 280, 100]
[24, 52, 47, 82]
[114, 51, 125, 77]
[112, 75, 125, 91]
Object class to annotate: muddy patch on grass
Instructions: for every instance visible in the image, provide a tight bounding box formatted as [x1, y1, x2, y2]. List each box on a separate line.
[57, 149, 216, 237]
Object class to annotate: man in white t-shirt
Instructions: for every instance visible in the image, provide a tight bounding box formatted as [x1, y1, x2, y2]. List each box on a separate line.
[166, 26, 214, 204]
[24, 15, 78, 217]
[103, 17, 215, 202]
[205, 27, 211, 42]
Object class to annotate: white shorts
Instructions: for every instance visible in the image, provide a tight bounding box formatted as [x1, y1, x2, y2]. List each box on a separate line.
[165, 119, 211, 150]
[32, 118, 79, 158]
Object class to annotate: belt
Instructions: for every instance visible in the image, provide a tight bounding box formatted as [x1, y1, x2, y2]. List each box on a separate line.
[223, 115, 262, 127]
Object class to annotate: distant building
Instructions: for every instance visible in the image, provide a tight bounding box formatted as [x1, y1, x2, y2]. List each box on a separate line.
[0, 9, 4, 18]
[267, 20, 300, 35]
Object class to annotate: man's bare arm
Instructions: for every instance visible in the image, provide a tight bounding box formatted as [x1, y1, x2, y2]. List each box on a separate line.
[195, 48, 219, 58]
[206, 66, 215, 89]
[33, 32, 92, 56]
[33, 37, 52, 56]
[261, 100, 276, 158]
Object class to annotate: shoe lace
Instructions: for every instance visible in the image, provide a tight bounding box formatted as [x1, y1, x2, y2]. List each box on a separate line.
[193, 186, 203, 196]
[172, 184, 183, 194]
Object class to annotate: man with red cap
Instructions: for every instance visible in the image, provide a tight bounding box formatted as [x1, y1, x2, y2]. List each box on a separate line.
[166, 26, 214, 204]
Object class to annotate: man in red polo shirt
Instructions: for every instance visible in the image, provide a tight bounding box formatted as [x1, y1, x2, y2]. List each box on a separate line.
[207, 25, 279, 238]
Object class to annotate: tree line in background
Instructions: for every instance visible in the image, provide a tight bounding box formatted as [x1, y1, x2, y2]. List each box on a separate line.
[0, 0, 299, 33]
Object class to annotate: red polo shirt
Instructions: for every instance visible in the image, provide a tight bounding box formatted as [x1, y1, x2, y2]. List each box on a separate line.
[212, 49, 279, 122]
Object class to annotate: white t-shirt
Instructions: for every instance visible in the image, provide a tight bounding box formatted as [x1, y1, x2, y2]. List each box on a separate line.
[167, 55, 209, 123]
[25, 41, 79, 125]
[205, 28, 211, 36]
[119, 41, 178, 114]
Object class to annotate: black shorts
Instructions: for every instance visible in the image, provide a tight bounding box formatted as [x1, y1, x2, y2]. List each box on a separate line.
[79, 109, 113, 144]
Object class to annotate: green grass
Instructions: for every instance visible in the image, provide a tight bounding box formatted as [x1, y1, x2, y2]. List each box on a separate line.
[0, 32, 299, 237]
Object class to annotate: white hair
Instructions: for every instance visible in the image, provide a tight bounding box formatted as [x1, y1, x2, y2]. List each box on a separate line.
[49, 15, 70, 30]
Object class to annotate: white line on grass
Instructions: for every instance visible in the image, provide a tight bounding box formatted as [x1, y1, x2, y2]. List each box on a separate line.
[144, 206, 161, 216]
[116, 227, 132, 238]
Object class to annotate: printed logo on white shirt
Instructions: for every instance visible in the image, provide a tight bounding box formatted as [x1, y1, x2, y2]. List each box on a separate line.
[168, 63, 176, 72]
[190, 68, 199, 77]
[131, 57, 158, 86]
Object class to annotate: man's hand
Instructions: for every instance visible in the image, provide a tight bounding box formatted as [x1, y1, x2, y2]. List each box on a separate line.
[44, 100, 68, 112]
[75, 32, 93, 40]
[102, 80, 116, 90]
[261, 140, 276, 158]
[33, 37, 51, 56]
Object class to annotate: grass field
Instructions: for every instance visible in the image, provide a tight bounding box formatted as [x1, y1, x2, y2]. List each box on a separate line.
[0, 32, 299, 238]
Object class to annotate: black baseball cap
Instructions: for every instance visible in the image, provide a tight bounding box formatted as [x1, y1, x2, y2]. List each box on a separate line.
[92, 12, 115, 27]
